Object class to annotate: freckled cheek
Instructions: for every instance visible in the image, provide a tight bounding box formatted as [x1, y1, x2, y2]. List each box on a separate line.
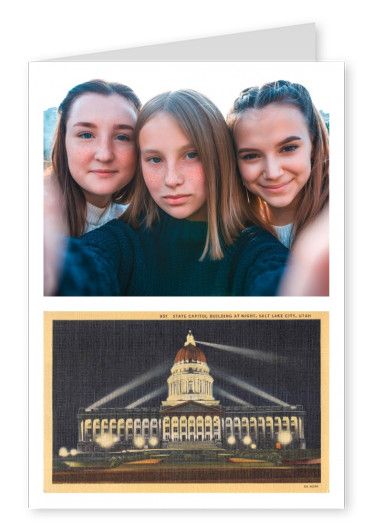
[142, 164, 164, 195]
[119, 148, 137, 174]
[190, 166, 206, 204]
[179, 162, 206, 187]
[66, 143, 93, 171]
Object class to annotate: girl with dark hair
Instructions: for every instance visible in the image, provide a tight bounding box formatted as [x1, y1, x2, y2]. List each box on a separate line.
[48, 89, 288, 296]
[50, 79, 141, 237]
[227, 80, 329, 248]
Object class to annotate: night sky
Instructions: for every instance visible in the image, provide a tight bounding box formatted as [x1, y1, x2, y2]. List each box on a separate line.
[52, 319, 321, 453]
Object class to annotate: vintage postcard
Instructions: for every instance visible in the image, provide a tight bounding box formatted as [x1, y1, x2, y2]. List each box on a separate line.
[44, 311, 328, 495]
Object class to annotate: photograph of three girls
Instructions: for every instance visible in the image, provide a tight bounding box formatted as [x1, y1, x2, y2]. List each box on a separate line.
[44, 78, 329, 296]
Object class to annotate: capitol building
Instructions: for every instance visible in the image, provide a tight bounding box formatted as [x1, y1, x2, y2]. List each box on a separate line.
[77, 332, 306, 452]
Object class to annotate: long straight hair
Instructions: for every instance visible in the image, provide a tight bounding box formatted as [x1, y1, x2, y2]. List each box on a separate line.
[51, 79, 141, 237]
[123, 89, 249, 260]
[227, 80, 329, 244]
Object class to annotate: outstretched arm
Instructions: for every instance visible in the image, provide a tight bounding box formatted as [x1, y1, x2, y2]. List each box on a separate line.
[44, 177, 136, 296]
[57, 222, 135, 296]
[279, 207, 329, 296]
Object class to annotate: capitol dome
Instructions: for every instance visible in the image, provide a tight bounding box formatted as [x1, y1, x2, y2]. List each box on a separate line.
[162, 331, 219, 407]
[174, 331, 207, 364]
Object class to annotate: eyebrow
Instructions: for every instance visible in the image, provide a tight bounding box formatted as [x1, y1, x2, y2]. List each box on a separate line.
[141, 149, 161, 155]
[276, 135, 302, 147]
[141, 144, 195, 155]
[72, 121, 134, 130]
[237, 135, 302, 154]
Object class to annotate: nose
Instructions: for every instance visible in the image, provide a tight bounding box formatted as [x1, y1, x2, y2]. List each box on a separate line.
[264, 156, 284, 180]
[95, 137, 114, 162]
[164, 161, 183, 187]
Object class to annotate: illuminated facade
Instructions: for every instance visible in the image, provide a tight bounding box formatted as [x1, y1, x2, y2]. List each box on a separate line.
[77, 332, 306, 452]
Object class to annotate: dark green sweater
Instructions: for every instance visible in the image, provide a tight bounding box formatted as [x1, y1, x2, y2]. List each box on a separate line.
[58, 211, 289, 296]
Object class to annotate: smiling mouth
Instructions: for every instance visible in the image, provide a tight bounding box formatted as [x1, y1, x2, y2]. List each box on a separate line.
[261, 180, 293, 192]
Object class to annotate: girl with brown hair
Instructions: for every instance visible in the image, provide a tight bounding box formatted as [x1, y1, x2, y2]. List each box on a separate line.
[50, 79, 141, 237]
[227, 80, 329, 249]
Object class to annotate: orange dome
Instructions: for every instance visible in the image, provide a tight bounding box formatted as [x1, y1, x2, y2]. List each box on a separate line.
[174, 344, 207, 364]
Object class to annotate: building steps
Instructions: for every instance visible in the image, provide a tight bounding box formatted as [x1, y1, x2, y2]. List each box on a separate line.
[165, 439, 221, 451]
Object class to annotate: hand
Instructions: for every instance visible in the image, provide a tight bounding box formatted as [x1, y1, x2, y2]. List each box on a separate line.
[279, 207, 329, 296]
[44, 175, 67, 295]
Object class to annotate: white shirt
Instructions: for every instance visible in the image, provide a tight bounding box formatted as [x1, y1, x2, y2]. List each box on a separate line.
[85, 202, 128, 234]
[273, 223, 294, 249]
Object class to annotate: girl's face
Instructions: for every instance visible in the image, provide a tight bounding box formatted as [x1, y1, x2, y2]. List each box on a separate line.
[65, 93, 138, 208]
[139, 112, 207, 221]
[234, 103, 312, 225]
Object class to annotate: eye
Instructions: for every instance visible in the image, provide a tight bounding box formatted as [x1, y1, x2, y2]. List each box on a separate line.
[241, 152, 260, 161]
[116, 134, 131, 142]
[149, 156, 162, 164]
[78, 132, 93, 139]
[186, 151, 198, 160]
[282, 144, 299, 153]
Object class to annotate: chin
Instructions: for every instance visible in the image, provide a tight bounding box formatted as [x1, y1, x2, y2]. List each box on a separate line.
[261, 195, 293, 209]
[172, 211, 191, 220]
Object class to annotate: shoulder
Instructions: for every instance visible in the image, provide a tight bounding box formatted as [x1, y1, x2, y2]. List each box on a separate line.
[59, 220, 138, 296]
[233, 227, 289, 274]
[230, 225, 289, 296]
[238, 225, 289, 255]
[74, 219, 141, 268]
[81, 218, 135, 242]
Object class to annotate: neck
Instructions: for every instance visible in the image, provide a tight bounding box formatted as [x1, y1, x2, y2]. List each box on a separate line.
[269, 207, 294, 226]
[268, 196, 300, 226]
[84, 192, 112, 209]
[186, 204, 208, 222]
